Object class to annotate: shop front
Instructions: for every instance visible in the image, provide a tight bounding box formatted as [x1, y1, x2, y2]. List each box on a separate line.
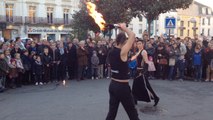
[27, 27, 72, 41]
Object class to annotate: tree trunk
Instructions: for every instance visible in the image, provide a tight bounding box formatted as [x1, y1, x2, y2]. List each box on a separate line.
[147, 20, 151, 39]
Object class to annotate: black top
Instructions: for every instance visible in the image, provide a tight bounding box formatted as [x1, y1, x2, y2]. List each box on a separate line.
[137, 50, 148, 73]
[109, 47, 129, 80]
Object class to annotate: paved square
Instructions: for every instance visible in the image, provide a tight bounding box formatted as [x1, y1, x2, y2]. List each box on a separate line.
[0, 79, 212, 120]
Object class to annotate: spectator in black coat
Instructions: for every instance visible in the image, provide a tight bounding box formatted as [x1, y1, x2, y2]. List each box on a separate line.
[21, 50, 32, 85]
[57, 42, 67, 81]
[67, 42, 78, 80]
[41, 47, 52, 83]
[49, 43, 60, 82]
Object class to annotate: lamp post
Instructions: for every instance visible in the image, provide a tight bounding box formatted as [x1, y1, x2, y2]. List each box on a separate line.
[190, 18, 197, 36]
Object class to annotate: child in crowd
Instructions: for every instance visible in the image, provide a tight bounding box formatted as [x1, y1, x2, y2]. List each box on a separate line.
[33, 55, 44, 85]
[42, 47, 52, 84]
[15, 53, 24, 87]
[91, 51, 99, 79]
[9, 59, 18, 88]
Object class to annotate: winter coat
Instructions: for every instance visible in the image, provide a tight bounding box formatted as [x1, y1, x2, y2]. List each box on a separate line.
[41, 53, 52, 67]
[21, 55, 32, 71]
[0, 59, 9, 76]
[91, 55, 99, 68]
[206, 49, 213, 65]
[77, 47, 88, 66]
[33, 61, 43, 75]
[97, 46, 107, 65]
[9, 65, 18, 78]
[67, 45, 77, 65]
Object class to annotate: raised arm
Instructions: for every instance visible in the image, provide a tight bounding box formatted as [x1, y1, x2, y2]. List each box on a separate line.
[119, 23, 135, 62]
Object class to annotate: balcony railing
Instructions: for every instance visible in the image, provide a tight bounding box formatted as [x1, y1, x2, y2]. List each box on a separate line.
[0, 15, 71, 25]
[0, 15, 23, 24]
[25, 17, 48, 24]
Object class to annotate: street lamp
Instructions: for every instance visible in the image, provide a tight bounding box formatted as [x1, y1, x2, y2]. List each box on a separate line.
[51, 25, 64, 30]
[190, 18, 197, 36]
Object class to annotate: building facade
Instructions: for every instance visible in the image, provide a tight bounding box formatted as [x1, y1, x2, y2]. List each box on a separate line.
[0, 0, 80, 40]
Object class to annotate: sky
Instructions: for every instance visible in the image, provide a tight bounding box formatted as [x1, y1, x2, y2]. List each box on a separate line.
[195, 0, 213, 9]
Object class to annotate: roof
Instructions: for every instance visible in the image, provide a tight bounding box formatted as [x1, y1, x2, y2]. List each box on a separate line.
[194, 1, 212, 15]
[194, 1, 210, 8]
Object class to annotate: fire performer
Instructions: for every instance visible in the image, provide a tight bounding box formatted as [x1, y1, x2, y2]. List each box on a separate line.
[131, 40, 160, 106]
[106, 23, 140, 120]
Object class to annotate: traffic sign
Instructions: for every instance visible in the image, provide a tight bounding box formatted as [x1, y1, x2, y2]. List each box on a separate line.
[165, 18, 176, 29]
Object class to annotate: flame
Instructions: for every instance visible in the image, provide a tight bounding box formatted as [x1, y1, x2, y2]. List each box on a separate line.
[86, 2, 106, 31]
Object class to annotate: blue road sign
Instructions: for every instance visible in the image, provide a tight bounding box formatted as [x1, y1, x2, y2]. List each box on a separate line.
[165, 18, 176, 29]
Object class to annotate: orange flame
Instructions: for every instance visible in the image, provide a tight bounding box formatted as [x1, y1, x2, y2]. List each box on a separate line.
[86, 2, 106, 31]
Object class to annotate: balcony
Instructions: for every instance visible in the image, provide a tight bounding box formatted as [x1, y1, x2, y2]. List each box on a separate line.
[0, 15, 23, 24]
[0, 15, 71, 25]
[25, 17, 47, 24]
[179, 26, 186, 30]
[25, 17, 71, 25]
[192, 27, 198, 30]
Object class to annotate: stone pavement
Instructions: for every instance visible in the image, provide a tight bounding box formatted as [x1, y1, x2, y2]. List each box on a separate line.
[0, 79, 212, 120]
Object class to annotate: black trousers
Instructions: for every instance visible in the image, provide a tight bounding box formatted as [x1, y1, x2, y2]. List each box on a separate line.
[44, 66, 51, 83]
[106, 80, 140, 120]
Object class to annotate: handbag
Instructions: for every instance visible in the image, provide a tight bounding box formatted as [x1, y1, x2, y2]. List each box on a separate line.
[159, 58, 168, 65]
[148, 61, 156, 71]
[169, 58, 176, 66]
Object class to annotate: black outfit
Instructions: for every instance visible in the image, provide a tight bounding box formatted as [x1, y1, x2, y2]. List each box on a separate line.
[155, 47, 168, 79]
[21, 54, 32, 85]
[32, 61, 44, 83]
[106, 47, 139, 120]
[67, 45, 78, 80]
[49, 48, 60, 81]
[132, 50, 159, 106]
[41, 53, 52, 83]
[58, 48, 67, 81]
[185, 47, 194, 79]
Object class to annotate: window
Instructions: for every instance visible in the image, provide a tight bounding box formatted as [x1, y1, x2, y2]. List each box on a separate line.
[29, 6, 36, 23]
[202, 7, 206, 14]
[208, 18, 211, 25]
[6, 4, 14, 22]
[129, 24, 133, 31]
[138, 24, 143, 34]
[206, 8, 208, 15]
[208, 8, 212, 15]
[202, 18, 205, 25]
[180, 21, 184, 26]
[208, 29, 210, 36]
[47, 7, 54, 24]
[138, 15, 143, 22]
[188, 21, 190, 27]
[63, 9, 69, 24]
[180, 30, 184, 36]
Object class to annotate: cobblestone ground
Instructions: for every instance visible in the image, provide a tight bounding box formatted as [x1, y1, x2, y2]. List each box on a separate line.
[0, 79, 212, 120]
